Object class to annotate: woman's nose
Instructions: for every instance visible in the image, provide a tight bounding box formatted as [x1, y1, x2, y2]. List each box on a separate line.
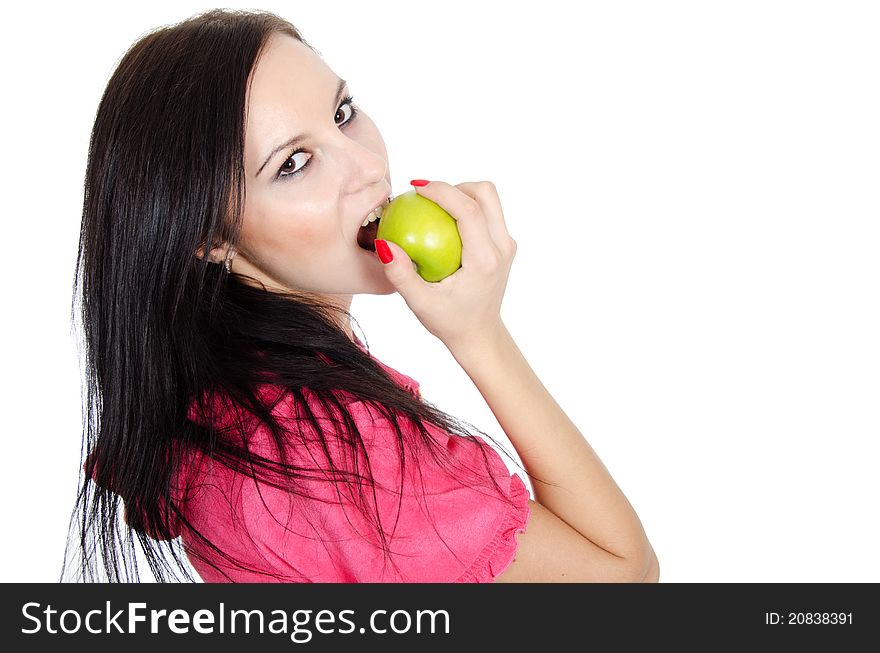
[338, 138, 387, 191]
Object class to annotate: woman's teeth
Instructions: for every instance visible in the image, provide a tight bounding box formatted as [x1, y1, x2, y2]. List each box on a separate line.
[360, 195, 393, 227]
[361, 206, 383, 227]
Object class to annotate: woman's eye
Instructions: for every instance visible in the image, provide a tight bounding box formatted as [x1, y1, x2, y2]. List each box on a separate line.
[335, 99, 355, 126]
[278, 96, 358, 180]
[278, 151, 310, 178]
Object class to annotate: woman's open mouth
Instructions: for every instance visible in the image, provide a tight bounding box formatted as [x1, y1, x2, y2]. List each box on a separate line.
[357, 216, 381, 251]
[356, 196, 391, 252]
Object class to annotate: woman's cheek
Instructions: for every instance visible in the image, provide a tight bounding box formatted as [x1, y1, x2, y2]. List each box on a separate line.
[286, 215, 327, 247]
[247, 201, 319, 251]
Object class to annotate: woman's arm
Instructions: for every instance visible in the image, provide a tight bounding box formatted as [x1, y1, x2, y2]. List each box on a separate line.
[447, 321, 659, 582]
[375, 179, 657, 582]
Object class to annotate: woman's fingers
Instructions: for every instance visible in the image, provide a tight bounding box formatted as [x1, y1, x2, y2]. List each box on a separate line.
[453, 181, 516, 257]
[410, 180, 497, 269]
[375, 238, 434, 314]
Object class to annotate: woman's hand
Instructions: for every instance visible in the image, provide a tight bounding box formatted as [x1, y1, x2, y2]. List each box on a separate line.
[376, 180, 517, 354]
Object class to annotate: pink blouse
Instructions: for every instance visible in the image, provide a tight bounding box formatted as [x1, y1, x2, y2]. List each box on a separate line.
[166, 339, 531, 583]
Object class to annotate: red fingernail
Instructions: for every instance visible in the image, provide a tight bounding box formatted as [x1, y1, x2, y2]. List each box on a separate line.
[374, 239, 393, 264]
[410, 179, 430, 187]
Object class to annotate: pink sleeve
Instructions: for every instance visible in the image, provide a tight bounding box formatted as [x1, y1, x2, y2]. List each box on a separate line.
[230, 393, 532, 583]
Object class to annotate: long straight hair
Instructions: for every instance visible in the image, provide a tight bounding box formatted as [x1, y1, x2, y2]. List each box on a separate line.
[63, 8, 534, 582]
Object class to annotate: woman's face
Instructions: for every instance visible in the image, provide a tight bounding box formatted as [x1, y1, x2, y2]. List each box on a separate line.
[223, 33, 395, 296]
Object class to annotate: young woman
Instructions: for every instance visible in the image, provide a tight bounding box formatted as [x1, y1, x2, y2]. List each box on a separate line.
[66, 8, 659, 583]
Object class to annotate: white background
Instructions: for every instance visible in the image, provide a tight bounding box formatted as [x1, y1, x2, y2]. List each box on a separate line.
[1, 0, 877, 582]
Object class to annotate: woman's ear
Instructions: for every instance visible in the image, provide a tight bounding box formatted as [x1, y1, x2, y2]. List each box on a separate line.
[194, 242, 230, 265]
[195, 241, 237, 274]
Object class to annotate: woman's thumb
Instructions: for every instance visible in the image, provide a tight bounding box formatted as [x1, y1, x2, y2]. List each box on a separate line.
[374, 239, 423, 296]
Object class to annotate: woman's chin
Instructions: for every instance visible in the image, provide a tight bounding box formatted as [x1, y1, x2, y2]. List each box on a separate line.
[369, 275, 397, 295]
[368, 270, 398, 295]
[350, 255, 395, 294]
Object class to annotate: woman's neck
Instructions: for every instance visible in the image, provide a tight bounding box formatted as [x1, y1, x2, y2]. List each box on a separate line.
[326, 293, 354, 342]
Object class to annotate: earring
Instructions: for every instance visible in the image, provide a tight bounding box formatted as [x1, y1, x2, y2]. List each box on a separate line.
[224, 248, 235, 274]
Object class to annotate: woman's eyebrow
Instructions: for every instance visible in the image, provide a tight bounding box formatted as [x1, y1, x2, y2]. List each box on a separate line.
[256, 77, 348, 178]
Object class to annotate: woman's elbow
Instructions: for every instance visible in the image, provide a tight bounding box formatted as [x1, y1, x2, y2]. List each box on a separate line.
[639, 548, 660, 583]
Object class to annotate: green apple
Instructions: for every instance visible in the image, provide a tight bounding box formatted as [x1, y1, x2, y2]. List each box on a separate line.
[376, 190, 462, 282]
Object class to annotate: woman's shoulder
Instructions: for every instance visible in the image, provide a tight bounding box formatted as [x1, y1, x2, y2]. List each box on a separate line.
[350, 334, 422, 398]
[186, 340, 422, 431]
[176, 344, 532, 582]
